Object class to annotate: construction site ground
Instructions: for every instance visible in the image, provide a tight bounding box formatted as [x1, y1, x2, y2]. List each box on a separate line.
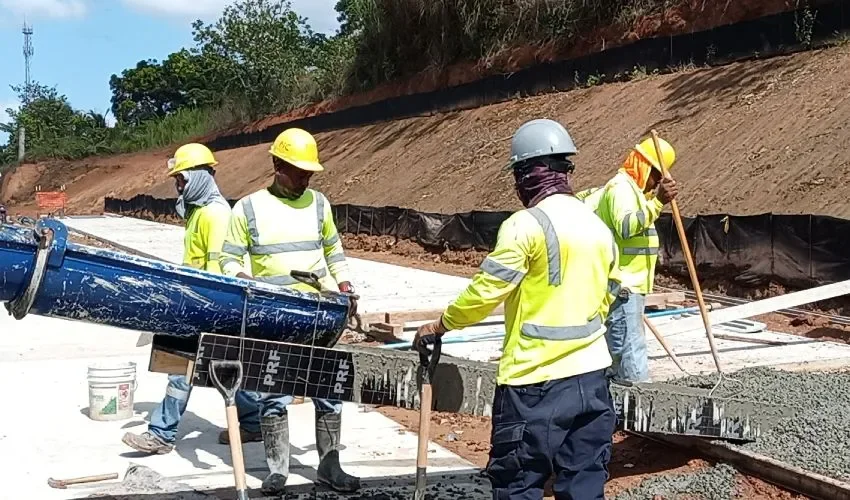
[10, 214, 846, 499]
[4, 42, 850, 220]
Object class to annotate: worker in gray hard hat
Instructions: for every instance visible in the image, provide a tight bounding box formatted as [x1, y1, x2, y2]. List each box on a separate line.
[414, 118, 619, 499]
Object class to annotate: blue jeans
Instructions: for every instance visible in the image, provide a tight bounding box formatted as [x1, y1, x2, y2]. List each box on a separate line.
[245, 392, 343, 417]
[485, 370, 615, 500]
[147, 374, 262, 444]
[604, 290, 650, 382]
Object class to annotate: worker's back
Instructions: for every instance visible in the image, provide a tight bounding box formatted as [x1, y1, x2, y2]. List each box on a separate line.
[494, 193, 617, 386]
[183, 201, 232, 273]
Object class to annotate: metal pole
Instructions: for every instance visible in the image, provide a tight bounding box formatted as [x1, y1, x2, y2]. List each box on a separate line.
[17, 127, 25, 162]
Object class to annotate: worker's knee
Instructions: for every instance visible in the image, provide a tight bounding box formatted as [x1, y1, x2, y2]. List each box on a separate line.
[258, 394, 295, 418]
[164, 374, 191, 401]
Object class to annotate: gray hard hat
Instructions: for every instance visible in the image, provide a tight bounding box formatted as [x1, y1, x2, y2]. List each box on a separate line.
[505, 118, 578, 170]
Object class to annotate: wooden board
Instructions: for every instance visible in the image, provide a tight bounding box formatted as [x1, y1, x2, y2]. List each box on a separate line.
[149, 347, 191, 375]
[660, 279, 850, 336]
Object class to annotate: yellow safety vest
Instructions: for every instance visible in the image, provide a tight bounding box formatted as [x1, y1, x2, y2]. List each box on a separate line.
[590, 171, 663, 294]
[183, 202, 232, 274]
[441, 194, 619, 386]
[219, 188, 351, 293]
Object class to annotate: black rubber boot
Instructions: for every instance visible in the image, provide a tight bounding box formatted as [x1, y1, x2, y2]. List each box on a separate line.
[315, 411, 360, 492]
[260, 413, 290, 497]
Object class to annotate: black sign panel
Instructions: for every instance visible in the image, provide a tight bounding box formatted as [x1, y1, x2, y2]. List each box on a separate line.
[192, 333, 355, 401]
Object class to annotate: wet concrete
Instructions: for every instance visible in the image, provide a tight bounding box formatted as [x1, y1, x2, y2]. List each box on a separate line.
[613, 463, 739, 500]
[672, 366, 850, 482]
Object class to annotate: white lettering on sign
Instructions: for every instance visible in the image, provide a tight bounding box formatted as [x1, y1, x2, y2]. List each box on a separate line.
[263, 350, 281, 387]
[334, 359, 350, 395]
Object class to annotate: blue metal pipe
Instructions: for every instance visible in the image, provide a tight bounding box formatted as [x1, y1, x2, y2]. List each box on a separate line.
[0, 219, 350, 346]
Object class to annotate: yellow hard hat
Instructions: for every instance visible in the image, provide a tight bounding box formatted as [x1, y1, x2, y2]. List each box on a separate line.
[633, 136, 676, 173]
[167, 143, 218, 177]
[269, 128, 323, 172]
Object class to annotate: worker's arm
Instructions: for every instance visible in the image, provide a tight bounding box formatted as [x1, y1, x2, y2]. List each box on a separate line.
[605, 181, 663, 240]
[219, 200, 250, 277]
[197, 206, 230, 274]
[319, 194, 353, 286]
[602, 235, 623, 318]
[440, 213, 532, 331]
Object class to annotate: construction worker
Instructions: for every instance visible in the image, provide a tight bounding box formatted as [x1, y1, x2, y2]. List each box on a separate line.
[576, 137, 679, 383]
[218, 128, 360, 496]
[122, 143, 263, 454]
[413, 119, 621, 500]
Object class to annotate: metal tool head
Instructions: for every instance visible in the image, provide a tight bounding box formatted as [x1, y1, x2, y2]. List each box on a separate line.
[290, 270, 323, 291]
[418, 336, 442, 385]
[209, 360, 243, 406]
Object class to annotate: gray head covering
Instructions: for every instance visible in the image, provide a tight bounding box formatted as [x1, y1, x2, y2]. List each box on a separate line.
[175, 168, 230, 218]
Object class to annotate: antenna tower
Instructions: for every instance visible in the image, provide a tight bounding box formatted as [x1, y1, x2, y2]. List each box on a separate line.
[23, 22, 34, 92]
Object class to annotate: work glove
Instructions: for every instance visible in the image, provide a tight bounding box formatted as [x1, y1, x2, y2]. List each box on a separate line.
[338, 281, 358, 318]
[413, 318, 448, 356]
[656, 177, 679, 205]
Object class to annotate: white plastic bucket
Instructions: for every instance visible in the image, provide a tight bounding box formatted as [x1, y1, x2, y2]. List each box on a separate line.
[87, 361, 137, 421]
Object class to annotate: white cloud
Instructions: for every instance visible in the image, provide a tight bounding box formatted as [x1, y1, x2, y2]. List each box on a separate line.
[0, 0, 87, 19]
[121, 0, 339, 33]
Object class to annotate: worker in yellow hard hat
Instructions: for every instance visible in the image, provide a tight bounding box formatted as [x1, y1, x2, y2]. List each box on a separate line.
[122, 143, 264, 455]
[577, 136, 679, 383]
[218, 128, 360, 496]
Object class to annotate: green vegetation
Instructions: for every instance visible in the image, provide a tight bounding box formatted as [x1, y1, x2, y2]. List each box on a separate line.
[0, 0, 708, 166]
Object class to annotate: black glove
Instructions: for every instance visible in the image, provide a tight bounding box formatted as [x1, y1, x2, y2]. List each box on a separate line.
[413, 318, 448, 355]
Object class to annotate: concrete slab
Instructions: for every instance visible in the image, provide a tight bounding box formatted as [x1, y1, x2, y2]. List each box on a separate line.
[0, 216, 483, 499]
[59, 215, 850, 382]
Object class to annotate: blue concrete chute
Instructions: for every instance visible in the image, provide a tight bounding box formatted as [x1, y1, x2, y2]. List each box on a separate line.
[0, 218, 351, 346]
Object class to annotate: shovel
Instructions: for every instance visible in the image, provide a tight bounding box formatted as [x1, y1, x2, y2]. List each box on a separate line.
[209, 360, 250, 500]
[414, 336, 442, 500]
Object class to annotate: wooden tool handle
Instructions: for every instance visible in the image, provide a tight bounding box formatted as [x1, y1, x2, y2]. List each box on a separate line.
[643, 315, 689, 375]
[414, 383, 433, 500]
[225, 405, 248, 493]
[650, 130, 723, 374]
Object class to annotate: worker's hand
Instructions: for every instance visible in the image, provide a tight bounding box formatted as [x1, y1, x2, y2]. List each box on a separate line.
[338, 282, 358, 317]
[413, 318, 448, 356]
[236, 272, 252, 280]
[656, 177, 679, 205]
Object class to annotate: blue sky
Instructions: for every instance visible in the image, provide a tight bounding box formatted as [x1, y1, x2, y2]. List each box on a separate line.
[0, 0, 340, 140]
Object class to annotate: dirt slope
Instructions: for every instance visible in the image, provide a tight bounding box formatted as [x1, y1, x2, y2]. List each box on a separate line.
[4, 42, 850, 218]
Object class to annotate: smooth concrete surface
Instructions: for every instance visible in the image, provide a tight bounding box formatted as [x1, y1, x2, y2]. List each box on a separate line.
[1, 216, 482, 499]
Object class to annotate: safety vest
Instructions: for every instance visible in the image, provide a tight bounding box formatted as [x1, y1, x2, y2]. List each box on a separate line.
[591, 171, 664, 294]
[183, 202, 232, 274]
[441, 194, 618, 386]
[219, 188, 351, 294]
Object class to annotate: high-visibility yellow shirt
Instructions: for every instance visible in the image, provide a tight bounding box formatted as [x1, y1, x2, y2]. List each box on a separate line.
[183, 202, 232, 274]
[591, 171, 664, 294]
[219, 188, 351, 293]
[441, 194, 620, 386]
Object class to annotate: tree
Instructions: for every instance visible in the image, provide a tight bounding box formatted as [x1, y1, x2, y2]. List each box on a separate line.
[190, 0, 316, 117]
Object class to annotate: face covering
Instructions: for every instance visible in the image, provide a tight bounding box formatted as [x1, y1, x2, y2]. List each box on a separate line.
[175, 168, 229, 219]
[513, 158, 574, 208]
[620, 149, 654, 192]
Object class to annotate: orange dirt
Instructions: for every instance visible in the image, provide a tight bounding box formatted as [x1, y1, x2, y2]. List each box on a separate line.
[4, 43, 850, 220]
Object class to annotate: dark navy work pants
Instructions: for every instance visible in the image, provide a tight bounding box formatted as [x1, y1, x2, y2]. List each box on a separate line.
[485, 369, 616, 500]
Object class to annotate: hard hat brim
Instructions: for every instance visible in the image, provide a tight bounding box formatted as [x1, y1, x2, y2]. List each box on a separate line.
[270, 150, 323, 172]
[167, 160, 219, 177]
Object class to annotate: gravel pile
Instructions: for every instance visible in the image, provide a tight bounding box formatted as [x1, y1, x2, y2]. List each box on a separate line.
[671, 366, 850, 482]
[614, 463, 739, 500]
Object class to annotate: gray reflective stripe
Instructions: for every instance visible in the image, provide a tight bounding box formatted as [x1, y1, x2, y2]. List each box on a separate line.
[521, 314, 603, 341]
[610, 238, 618, 271]
[608, 279, 621, 297]
[242, 198, 260, 247]
[207, 252, 220, 260]
[636, 210, 646, 226]
[621, 213, 632, 240]
[255, 268, 327, 286]
[644, 227, 658, 236]
[251, 240, 322, 255]
[480, 257, 525, 284]
[221, 257, 242, 269]
[527, 207, 561, 286]
[315, 190, 325, 233]
[623, 247, 658, 256]
[326, 252, 346, 265]
[324, 232, 340, 247]
[222, 242, 248, 255]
